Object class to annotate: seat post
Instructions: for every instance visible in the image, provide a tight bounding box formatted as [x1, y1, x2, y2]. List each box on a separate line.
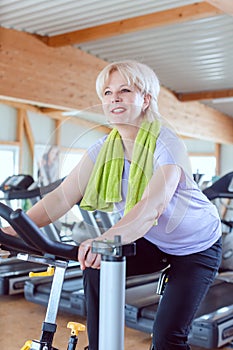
[92, 236, 136, 350]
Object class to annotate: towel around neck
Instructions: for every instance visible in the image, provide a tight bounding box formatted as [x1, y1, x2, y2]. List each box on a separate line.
[80, 119, 161, 216]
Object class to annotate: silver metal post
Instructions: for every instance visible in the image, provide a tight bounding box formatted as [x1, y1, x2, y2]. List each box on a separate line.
[45, 261, 68, 324]
[99, 257, 126, 350]
[92, 237, 136, 350]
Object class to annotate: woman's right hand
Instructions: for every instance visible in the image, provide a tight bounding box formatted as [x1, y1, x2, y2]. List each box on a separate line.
[1, 226, 18, 237]
[0, 226, 16, 254]
[78, 238, 101, 271]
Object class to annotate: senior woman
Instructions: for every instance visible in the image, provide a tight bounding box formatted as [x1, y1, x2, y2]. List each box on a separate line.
[2, 60, 222, 350]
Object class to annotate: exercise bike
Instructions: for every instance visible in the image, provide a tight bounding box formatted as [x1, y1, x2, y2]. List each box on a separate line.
[0, 202, 135, 350]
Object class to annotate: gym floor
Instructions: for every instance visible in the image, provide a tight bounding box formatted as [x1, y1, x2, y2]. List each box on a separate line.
[0, 294, 232, 350]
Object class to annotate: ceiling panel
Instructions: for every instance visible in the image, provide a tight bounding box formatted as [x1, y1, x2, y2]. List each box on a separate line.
[0, 0, 232, 118]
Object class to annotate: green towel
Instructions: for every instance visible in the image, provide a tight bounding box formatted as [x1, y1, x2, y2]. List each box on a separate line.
[80, 120, 161, 216]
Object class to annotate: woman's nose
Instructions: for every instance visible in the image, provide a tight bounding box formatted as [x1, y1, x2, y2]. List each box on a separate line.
[111, 92, 122, 103]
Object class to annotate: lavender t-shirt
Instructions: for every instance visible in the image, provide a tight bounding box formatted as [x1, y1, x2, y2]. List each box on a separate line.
[87, 126, 221, 255]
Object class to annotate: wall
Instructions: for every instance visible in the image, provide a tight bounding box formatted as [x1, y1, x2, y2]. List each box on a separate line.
[220, 144, 233, 175]
[0, 103, 232, 180]
[0, 103, 106, 181]
[0, 104, 17, 141]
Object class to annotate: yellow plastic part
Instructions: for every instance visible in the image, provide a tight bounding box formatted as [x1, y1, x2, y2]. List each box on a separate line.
[20, 339, 32, 350]
[67, 322, 86, 336]
[29, 266, 54, 278]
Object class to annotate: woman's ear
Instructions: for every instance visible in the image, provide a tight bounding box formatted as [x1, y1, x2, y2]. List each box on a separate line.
[143, 93, 151, 111]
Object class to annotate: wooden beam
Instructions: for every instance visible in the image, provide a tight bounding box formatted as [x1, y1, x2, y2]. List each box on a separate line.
[17, 109, 24, 171]
[158, 87, 233, 144]
[44, 2, 222, 47]
[0, 97, 74, 114]
[16, 109, 24, 143]
[23, 112, 34, 158]
[39, 107, 68, 115]
[55, 119, 61, 146]
[48, 112, 111, 134]
[215, 143, 221, 175]
[1, 27, 233, 144]
[0, 27, 105, 111]
[176, 88, 233, 101]
[0, 98, 111, 134]
[188, 152, 215, 157]
[0, 141, 20, 146]
[206, 0, 233, 15]
[33, 107, 111, 134]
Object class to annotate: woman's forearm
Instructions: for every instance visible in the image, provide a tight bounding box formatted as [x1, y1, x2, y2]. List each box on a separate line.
[100, 198, 158, 244]
[98, 164, 181, 244]
[26, 185, 75, 227]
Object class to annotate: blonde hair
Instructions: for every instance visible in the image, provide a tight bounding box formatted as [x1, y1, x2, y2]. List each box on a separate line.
[96, 60, 161, 122]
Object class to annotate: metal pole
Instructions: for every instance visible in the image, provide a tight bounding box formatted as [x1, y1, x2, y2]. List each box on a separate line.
[99, 256, 126, 350]
[92, 236, 136, 350]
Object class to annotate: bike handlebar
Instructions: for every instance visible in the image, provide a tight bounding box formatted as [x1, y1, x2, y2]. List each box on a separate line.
[0, 202, 79, 261]
[6, 179, 63, 200]
[0, 228, 40, 255]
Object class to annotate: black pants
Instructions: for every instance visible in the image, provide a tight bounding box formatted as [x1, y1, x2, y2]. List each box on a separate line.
[83, 237, 222, 350]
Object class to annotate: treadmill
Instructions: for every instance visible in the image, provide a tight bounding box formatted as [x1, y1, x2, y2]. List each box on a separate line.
[0, 175, 64, 294]
[23, 208, 123, 317]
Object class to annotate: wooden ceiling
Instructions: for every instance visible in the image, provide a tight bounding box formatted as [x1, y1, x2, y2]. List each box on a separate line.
[0, 0, 233, 143]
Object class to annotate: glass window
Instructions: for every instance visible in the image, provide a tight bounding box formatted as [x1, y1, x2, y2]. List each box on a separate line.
[189, 155, 216, 185]
[0, 145, 19, 185]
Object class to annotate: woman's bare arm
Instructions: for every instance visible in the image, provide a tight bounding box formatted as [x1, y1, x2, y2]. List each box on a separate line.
[2, 151, 94, 236]
[78, 164, 181, 269]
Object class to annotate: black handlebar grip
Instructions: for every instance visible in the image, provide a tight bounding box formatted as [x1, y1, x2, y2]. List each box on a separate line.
[0, 228, 41, 255]
[10, 209, 79, 261]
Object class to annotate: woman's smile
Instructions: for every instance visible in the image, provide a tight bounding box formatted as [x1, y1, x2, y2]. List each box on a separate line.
[102, 70, 146, 126]
[110, 106, 127, 114]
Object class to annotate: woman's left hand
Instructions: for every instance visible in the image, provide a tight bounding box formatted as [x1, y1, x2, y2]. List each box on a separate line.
[78, 238, 101, 270]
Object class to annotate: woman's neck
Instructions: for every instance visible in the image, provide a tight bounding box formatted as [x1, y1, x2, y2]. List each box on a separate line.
[116, 124, 140, 162]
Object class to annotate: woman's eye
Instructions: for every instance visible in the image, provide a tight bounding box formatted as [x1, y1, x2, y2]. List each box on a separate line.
[104, 90, 111, 96]
[121, 88, 131, 93]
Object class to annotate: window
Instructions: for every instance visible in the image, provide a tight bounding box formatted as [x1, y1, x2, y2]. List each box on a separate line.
[0, 146, 19, 221]
[0, 145, 19, 185]
[189, 155, 216, 185]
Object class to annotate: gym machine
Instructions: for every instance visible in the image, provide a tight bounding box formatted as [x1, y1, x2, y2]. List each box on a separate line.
[0, 201, 135, 350]
[0, 174, 44, 295]
[23, 208, 160, 319]
[0, 175, 66, 295]
[125, 172, 233, 349]
[0, 201, 85, 350]
[22, 208, 116, 317]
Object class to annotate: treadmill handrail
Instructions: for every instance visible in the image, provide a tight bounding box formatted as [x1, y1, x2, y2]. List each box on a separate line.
[0, 202, 79, 261]
[6, 178, 63, 200]
[203, 172, 233, 200]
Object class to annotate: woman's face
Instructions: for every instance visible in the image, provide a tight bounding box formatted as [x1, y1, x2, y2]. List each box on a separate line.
[101, 70, 149, 126]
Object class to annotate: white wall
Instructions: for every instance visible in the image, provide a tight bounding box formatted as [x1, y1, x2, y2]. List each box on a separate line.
[61, 120, 105, 149]
[27, 111, 56, 145]
[0, 103, 232, 179]
[0, 104, 17, 141]
[183, 138, 215, 154]
[220, 144, 233, 175]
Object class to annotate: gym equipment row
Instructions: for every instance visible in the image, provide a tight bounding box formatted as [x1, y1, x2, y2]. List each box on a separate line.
[23, 173, 233, 348]
[125, 172, 233, 349]
[0, 175, 64, 295]
[0, 174, 107, 296]
[1, 172, 233, 348]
